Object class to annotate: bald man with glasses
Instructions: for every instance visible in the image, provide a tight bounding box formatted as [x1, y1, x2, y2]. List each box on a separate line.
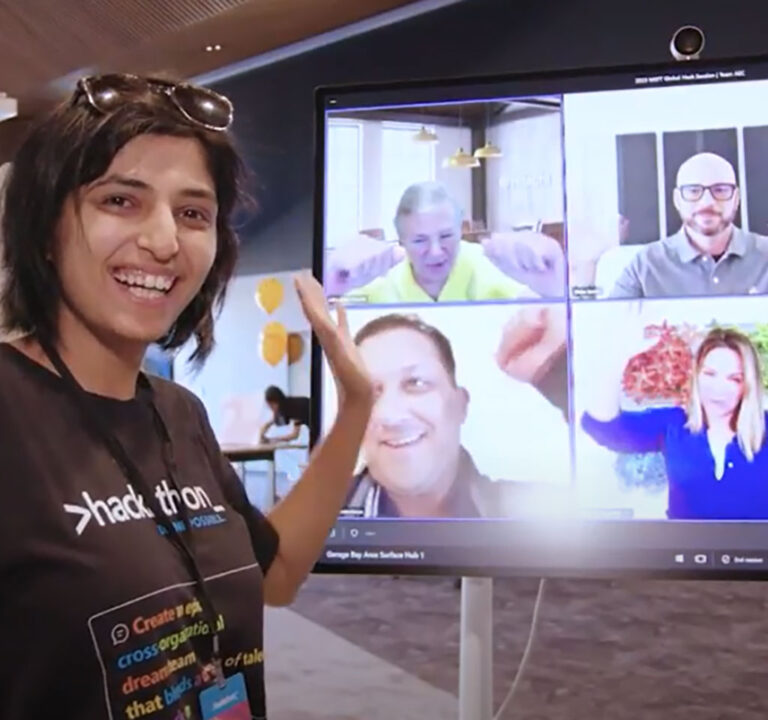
[610, 151, 768, 298]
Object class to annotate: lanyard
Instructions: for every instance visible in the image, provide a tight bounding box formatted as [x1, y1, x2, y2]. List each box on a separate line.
[38, 337, 225, 686]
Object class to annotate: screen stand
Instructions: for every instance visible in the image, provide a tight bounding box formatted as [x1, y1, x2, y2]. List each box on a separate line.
[459, 576, 493, 720]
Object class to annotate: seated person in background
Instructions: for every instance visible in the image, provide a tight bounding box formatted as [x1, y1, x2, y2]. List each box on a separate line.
[325, 181, 565, 303]
[581, 323, 768, 519]
[259, 386, 310, 443]
[610, 152, 768, 298]
[344, 311, 570, 518]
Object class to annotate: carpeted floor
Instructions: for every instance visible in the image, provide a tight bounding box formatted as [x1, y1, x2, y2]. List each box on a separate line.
[265, 606, 456, 720]
[290, 573, 768, 718]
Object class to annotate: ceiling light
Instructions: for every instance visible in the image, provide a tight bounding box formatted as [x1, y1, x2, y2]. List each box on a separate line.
[205, 44, 222, 52]
[443, 147, 480, 169]
[473, 141, 503, 158]
[413, 125, 438, 142]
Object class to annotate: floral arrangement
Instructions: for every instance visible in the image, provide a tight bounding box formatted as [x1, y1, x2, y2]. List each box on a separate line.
[617, 321, 697, 492]
[621, 321, 697, 407]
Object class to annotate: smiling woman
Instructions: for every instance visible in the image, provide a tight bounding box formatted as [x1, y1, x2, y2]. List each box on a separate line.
[0, 75, 373, 720]
[48, 134, 222, 370]
[581, 321, 768, 519]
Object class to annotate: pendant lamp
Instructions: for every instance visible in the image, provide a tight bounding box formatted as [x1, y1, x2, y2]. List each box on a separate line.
[473, 140, 503, 158]
[413, 125, 438, 142]
[443, 147, 480, 168]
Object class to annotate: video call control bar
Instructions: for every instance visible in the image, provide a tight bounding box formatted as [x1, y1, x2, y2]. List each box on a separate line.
[673, 550, 768, 569]
[327, 519, 768, 551]
[324, 524, 768, 573]
[321, 541, 768, 575]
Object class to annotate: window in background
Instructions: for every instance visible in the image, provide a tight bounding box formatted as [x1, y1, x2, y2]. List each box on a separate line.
[325, 119, 363, 249]
[381, 122, 436, 239]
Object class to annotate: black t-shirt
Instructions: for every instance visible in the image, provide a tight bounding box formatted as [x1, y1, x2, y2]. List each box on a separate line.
[274, 396, 309, 427]
[0, 344, 280, 719]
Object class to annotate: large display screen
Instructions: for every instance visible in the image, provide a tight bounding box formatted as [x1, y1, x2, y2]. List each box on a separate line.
[311, 55, 768, 578]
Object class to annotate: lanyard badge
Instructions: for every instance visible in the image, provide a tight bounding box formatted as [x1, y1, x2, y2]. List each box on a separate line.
[199, 672, 251, 719]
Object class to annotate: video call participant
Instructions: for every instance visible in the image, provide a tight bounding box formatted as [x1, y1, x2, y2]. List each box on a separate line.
[581, 326, 768, 519]
[0, 75, 373, 719]
[260, 385, 310, 443]
[610, 152, 768, 298]
[325, 181, 565, 303]
[344, 311, 570, 519]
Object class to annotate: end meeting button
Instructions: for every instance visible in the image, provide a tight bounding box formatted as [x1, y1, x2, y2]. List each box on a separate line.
[716, 552, 768, 568]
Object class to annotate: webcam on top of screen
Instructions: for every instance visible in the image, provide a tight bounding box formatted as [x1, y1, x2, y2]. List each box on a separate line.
[670, 25, 705, 61]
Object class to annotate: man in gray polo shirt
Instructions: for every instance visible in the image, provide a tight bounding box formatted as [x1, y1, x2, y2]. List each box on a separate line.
[610, 152, 768, 298]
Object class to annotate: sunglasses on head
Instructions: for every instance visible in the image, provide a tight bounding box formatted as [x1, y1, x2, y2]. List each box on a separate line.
[74, 73, 233, 131]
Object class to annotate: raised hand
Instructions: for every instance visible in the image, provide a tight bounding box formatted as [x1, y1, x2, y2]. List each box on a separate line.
[496, 305, 567, 384]
[325, 235, 406, 297]
[294, 271, 372, 409]
[482, 231, 565, 298]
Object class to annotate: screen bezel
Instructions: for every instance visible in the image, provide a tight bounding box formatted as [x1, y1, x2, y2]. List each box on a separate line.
[309, 52, 768, 580]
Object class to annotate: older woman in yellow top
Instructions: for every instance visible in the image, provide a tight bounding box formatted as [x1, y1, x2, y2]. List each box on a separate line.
[325, 181, 566, 303]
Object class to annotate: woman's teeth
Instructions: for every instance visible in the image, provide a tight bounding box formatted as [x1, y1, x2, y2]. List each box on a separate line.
[113, 270, 175, 296]
[126, 286, 165, 299]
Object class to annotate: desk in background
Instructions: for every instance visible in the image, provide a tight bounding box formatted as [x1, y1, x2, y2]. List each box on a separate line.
[221, 443, 308, 509]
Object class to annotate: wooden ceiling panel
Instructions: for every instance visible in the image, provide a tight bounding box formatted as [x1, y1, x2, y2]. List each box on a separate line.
[0, 2, 128, 93]
[83, 0, 252, 41]
[95, 0, 420, 85]
[0, 0, 418, 113]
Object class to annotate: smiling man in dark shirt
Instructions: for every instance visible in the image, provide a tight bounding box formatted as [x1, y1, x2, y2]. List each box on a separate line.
[342, 311, 571, 519]
[610, 152, 768, 298]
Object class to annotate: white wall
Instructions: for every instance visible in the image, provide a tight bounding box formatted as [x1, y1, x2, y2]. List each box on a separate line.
[288, 330, 312, 397]
[174, 271, 310, 444]
[486, 110, 564, 231]
[432, 125, 473, 226]
[379, 121, 436, 238]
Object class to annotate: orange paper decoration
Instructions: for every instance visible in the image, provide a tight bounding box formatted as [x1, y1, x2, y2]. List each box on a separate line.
[287, 333, 304, 365]
[255, 277, 284, 314]
[260, 322, 287, 366]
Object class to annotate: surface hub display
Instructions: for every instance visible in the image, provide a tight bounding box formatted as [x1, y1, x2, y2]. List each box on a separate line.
[311, 54, 768, 578]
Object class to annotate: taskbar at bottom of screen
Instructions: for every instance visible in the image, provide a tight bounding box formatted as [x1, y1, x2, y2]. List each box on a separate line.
[318, 545, 768, 576]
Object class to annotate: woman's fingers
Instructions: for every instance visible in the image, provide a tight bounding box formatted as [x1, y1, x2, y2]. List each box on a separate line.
[295, 272, 333, 335]
[335, 301, 351, 340]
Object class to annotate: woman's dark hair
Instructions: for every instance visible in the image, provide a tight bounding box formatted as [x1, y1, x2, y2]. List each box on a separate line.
[1, 83, 246, 363]
[265, 385, 287, 408]
[353, 313, 457, 384]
